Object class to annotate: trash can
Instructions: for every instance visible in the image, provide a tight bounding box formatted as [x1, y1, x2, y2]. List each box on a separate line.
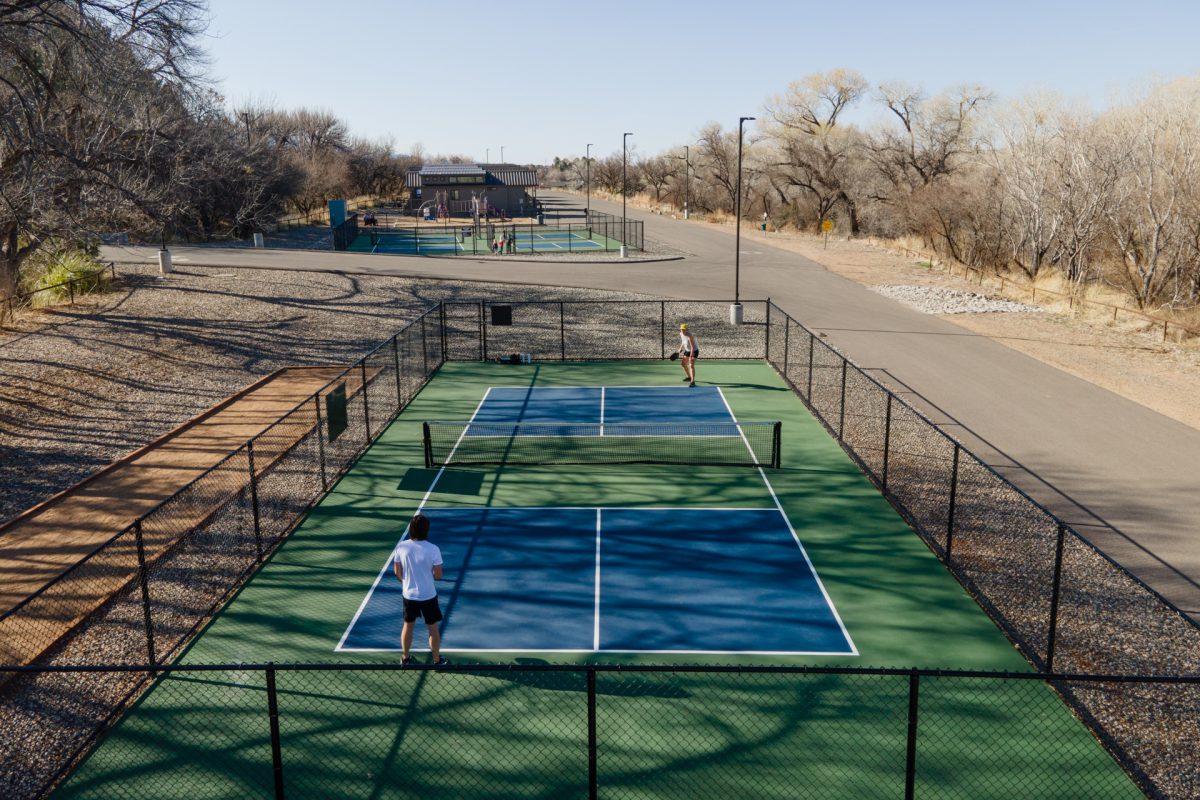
[760, 222, 767, 232]
[537, 213, 545, 225]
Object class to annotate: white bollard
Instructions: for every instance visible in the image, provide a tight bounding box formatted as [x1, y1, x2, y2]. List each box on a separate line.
[158, 249, 172, 274]
[729, 303, 743, 325]
[619, 245, 627, 258]
[253, 232, 265, 248]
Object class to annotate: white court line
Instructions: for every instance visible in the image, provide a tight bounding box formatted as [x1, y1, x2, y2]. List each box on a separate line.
[334, 388, 494, 652]
[716, 386, 859, 657]
[338, 647, 857, 655]
[594, 509, 602, 651]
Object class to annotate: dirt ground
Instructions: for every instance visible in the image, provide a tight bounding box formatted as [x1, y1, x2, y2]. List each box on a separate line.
[739, 227, 1200, 431]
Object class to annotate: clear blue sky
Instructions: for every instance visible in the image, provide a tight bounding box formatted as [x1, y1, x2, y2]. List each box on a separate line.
[203, 0, 1200, 163]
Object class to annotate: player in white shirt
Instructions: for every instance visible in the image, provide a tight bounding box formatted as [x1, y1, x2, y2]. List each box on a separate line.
[392, 513, 448, 665]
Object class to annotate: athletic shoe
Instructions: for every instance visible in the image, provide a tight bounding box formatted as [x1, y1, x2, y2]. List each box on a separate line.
[682, 377, 691, 382]
[401, 656, 412, 666]
[689, 381, 696, 387]
[435, 657, 450, 666]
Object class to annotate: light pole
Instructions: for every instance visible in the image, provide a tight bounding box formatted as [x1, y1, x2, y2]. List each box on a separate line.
[675, 145, 690, 220]
[586, 142, 593, 220]
[500, 145, 504, 162]
[732, 116, 755, 325]
[621, 132, 633, 257]
[485, 148, 490, 163]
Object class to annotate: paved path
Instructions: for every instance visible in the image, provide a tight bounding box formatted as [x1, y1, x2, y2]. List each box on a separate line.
[102, 194, 1200, 619]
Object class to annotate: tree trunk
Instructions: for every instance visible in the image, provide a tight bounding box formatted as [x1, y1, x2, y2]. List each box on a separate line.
[1, 222, 19, 298]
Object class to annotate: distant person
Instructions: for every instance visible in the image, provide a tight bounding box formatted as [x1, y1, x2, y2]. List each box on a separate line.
[498, 235, 505, 254]
[392, 513, 449, 666]
[677, 323, 699, 386]
[491, 237, 498, 254]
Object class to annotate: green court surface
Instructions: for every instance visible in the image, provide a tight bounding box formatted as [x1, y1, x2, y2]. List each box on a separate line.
[345, 229, 621, 255]
[58, 362, 1139, 799]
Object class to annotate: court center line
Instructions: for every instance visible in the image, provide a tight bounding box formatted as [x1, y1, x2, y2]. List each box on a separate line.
[334, 388, 493, 652]
[715, 386, 859, 656]
[594, 509, 602, 651]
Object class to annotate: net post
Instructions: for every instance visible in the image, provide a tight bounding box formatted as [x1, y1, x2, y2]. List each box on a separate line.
[764, 299, 771, 359]
[837, 360, 848, 439]
[132, 519, 158, 669]
[392, 335, 403, 407]
[361, 360, 372, 441]
[587, 668, 598, 800]
[806, 335, 814, 399]
[266, 665, 286, 800]
[314, 394, 328, 491]
[247, 440, 264, 561]
[904, 670, 920, 800]
[882, 393, 893, 491]
[660, 300, 666, 359]
[945, 444, 959, 557]
[1046, 523, 1067, 671]
[560, 301, 566, 360]
[772, 421, 782, 468]
[422, 422, 433, 468]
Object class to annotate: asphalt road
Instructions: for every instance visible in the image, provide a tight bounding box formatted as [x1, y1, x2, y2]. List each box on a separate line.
[102, 191, 1200, 619]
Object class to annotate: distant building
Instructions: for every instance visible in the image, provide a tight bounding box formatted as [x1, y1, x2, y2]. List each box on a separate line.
[405, 163, 538, 218]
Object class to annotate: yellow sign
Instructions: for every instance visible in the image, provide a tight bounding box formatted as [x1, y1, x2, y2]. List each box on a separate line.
[821, 219, 833, 232]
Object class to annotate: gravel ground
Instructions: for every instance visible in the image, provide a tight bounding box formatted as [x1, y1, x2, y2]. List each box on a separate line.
[0, 264, 734, 525]
[871, 285, 1045, 315]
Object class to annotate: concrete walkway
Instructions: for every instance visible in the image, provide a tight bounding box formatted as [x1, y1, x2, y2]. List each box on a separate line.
[102, 193, 1200, 619]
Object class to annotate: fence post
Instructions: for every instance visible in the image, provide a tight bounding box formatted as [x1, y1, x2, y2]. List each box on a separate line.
[481, 302, 489, 361]
[1046, 523, 1068, 671]
[660, 301, 666, 359]
[764, 299, 771, 360]
[247, 440, 263, 560]
[882, 394, 893, 492]
[360, 360, 372, 441]
[782, 317, 790, 377]
[68, 279, 74, 305]
[587, 668, 598, 800]
[421, 314, 430, 375]
[266, 666, 286, 800]
[560, 301, 566, 360]
[132, 520, 157, 668]
[945, 444, 960, 557]
[904, 671, 920, 800]
[806, 335, 814, 399]
[837, 359, 848, 439]
[313, 395, 328, 491]
[393, 335, 403, 407]
[440, 301, 448, 362]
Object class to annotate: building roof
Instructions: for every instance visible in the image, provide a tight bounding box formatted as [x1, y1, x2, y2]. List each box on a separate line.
[407, 163, 537, 188]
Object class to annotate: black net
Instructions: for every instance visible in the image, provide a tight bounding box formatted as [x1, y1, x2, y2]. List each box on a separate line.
[423, 420, 780, 468]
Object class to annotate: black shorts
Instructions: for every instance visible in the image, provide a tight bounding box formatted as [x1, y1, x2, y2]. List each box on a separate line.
[683, 349, 699, 359]
[403, 596, 443, 624]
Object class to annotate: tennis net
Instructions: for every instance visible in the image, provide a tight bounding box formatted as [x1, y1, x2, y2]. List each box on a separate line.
[422, 420, 781, 468]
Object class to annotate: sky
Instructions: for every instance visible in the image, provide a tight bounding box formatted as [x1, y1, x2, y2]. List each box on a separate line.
[202, 0, 1200, 163]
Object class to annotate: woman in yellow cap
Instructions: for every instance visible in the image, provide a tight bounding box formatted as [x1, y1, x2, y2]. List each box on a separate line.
[677, 323, 699, 387]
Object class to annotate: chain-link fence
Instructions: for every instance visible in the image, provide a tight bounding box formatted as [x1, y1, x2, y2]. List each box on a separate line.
[765, 302, 1200, 798]
[4, 298, 1200, 797]
[6, 662, 1183, 799]
[0, 305, 446, 799]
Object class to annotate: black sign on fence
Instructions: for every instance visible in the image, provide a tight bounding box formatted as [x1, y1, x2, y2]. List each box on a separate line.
[325, 383, 348, 441]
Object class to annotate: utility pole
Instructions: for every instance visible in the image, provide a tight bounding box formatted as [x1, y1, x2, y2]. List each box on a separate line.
[732, 116, 755, 324]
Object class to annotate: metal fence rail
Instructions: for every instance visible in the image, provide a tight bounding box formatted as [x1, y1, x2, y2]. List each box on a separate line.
[0, 262, 118, 327]
[4, 661, 1192, 800]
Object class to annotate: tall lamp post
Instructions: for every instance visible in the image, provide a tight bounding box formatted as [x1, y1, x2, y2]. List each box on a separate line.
[585, 142, 593, 220]
[500, 145, 505, 162]
[621, 132, 633, 257]
[675, 145, 690, 220]
[732, 116, 756, 325]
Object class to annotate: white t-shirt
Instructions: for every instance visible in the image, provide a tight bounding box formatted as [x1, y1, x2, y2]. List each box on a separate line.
[392, 539, 443, 601]
[680, 331, 695, 353]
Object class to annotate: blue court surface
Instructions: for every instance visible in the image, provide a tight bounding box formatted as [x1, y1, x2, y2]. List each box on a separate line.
[337, 507, 855, 655]
[471, 385, 734, 425]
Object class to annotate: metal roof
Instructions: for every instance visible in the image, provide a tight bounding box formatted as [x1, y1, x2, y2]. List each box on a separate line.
[407, 163, 538, 188]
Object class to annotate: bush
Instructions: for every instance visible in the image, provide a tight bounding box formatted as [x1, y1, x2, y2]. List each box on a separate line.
[22, 241, 108, 307]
